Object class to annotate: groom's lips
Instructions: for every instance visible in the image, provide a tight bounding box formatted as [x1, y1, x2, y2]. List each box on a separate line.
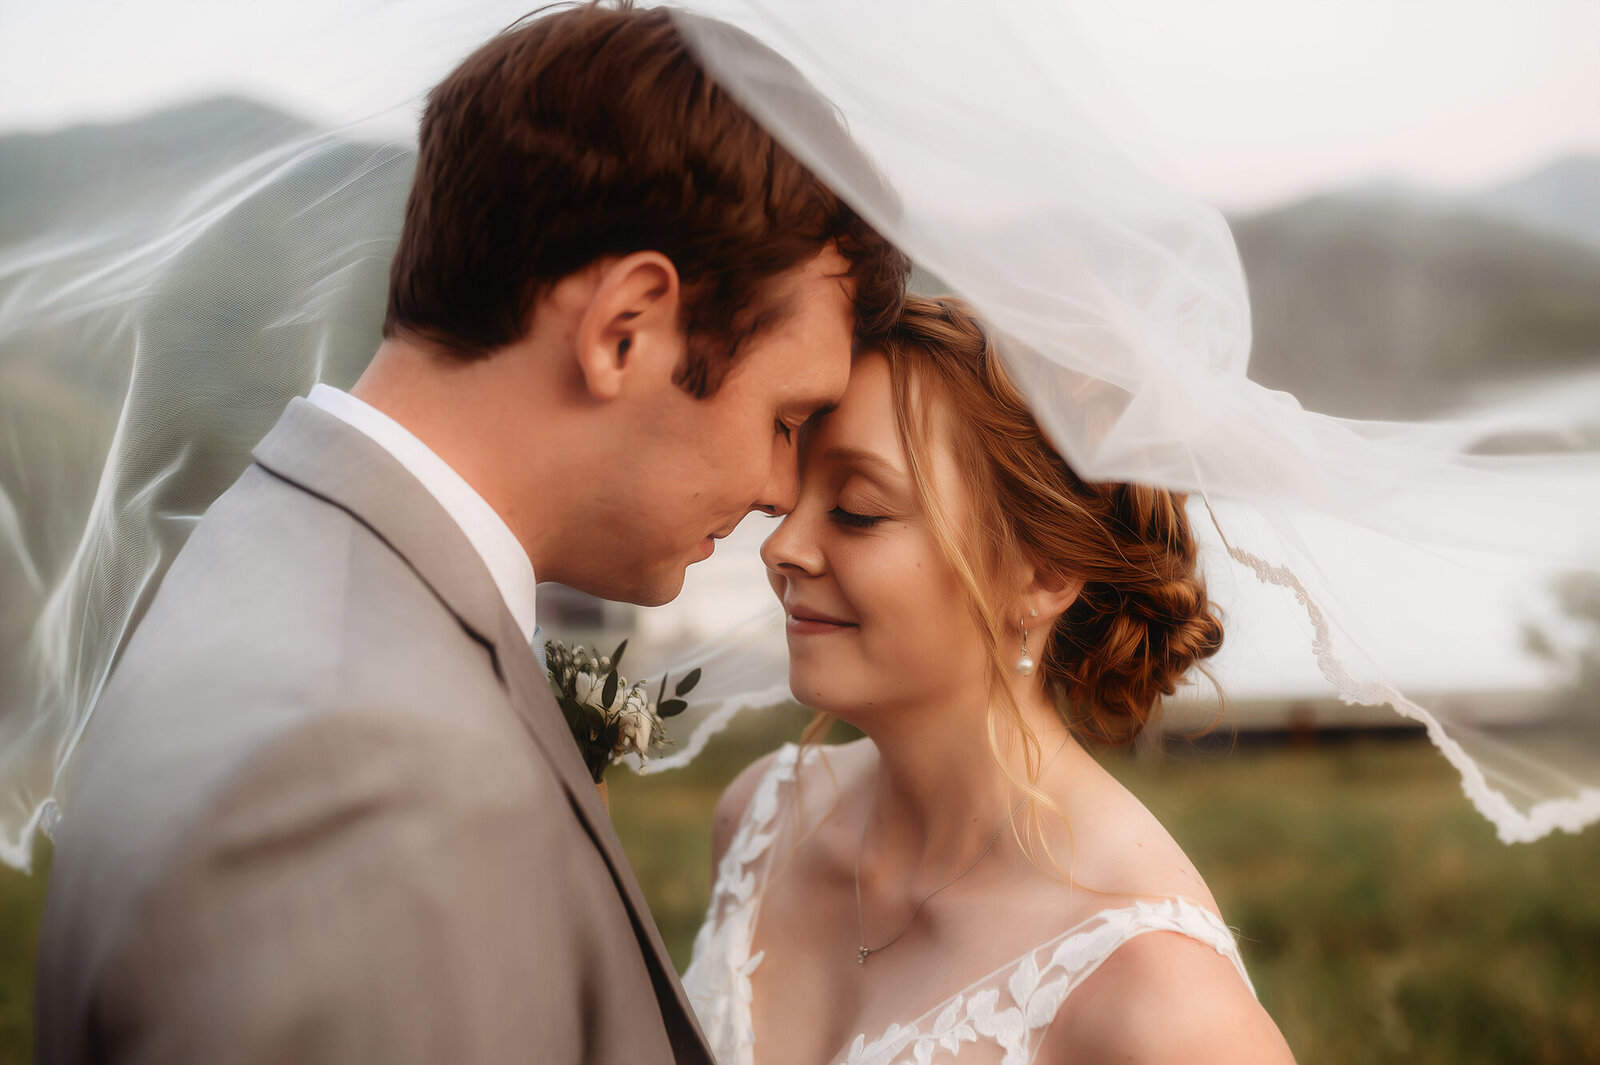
[697, 523, 741, 561]
[785, 603, 858, 636]
[696, 532, 727, 561]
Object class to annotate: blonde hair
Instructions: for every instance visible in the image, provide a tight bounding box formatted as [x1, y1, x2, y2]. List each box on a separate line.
[803, 295, 1223, 866]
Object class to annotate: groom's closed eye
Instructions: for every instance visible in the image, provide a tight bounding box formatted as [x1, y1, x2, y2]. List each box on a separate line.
[775, 403, 824, 445]
[795, 404, 838, 449]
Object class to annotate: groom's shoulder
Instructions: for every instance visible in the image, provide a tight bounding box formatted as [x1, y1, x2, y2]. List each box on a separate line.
[58, 459, 527, 882]
[129, 461, 494, 691]
[111, 462, 516, 747]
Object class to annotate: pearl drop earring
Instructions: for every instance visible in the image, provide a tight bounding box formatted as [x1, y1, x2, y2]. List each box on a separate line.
[1016, 616, 1035, 677]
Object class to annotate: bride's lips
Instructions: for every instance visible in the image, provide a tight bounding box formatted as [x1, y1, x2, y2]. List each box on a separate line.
[785, 603, 858, 636]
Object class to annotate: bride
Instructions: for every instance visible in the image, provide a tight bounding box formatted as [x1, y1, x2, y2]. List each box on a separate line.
[683, 295, 1296, 1064]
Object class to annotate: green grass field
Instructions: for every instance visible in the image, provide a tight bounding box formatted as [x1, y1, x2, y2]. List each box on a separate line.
[4, 718, 1597, 1064]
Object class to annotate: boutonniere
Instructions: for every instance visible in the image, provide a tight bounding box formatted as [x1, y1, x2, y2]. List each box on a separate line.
[543, 638, 700, 786]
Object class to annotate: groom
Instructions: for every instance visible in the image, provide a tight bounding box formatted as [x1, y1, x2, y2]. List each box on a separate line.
[35, 4, 905, 1063]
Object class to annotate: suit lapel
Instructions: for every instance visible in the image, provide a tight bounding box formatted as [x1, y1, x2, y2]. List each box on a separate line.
[493, 627, 710, 1055]
[253, 399, 707, 1055]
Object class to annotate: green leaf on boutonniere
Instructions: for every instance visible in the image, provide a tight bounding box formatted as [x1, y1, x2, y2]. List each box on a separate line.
[544, 636, 709, 783]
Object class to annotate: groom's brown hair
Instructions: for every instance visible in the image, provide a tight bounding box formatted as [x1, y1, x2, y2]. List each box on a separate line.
[384, 1, 907, 396]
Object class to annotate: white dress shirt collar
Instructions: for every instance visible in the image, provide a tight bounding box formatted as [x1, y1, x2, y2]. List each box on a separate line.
[306, 384, 540, 644]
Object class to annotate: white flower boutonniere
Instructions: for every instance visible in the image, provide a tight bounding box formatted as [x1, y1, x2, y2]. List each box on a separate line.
[543, 638, 700, 785]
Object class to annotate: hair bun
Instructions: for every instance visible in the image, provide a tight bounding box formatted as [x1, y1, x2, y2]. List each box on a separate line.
[1045, 484, 1223, 746]
[879, 295, 1224, 748]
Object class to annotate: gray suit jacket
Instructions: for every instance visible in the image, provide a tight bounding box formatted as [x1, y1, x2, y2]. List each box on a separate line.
[36, 399, 713, 1064]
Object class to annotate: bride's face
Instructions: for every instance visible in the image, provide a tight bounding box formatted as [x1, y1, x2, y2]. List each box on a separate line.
[761, 353, 987, 720]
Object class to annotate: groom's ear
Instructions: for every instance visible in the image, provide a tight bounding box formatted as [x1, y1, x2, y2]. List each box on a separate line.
[573, 252, 683, 401]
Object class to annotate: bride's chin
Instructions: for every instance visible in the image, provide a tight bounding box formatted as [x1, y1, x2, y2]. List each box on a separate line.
[787, 672, 862, 723]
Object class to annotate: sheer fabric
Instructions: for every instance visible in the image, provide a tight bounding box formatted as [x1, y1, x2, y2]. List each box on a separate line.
[3, 1, 1599, 871]
[667, 1, 1600, 845]
[681, 744, 1255, 1065]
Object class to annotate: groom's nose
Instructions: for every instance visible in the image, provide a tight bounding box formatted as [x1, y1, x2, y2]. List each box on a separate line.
[751, 445, 801, 517]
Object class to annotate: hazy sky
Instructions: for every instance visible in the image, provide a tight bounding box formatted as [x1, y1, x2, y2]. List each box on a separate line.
[2, 0, 1596, 210]
[1075, 1, 1600, 209]
[2, 1, 1582, 699]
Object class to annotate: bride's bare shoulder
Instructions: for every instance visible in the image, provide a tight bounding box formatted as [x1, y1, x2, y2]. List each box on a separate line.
[807, 735, 878, 781]
[1028, 757, 1295, 1063]
[1053, 753, 1216, 911]
[1036, 926, 1297, 1064]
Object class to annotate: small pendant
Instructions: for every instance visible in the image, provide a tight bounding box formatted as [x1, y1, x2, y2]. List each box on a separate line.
[857, 945, 870, 965]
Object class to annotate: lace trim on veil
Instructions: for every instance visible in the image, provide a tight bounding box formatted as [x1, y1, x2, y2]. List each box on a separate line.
[1213, 524, 1600, 844]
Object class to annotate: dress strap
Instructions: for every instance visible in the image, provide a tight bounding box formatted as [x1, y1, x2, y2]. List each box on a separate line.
[836, 898, 1254, 1065]
[715, 743, 805, 899]
[682, 744, 807, 1065]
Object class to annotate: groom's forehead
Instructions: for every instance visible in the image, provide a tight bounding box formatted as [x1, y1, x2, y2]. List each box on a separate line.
[740, 257, 855, 379]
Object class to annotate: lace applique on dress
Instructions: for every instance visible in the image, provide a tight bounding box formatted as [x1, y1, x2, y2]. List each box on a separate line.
[832, 896, 1253, 1065]
[683, 744, 805, 1065]
[681, 745, 1256, 1065]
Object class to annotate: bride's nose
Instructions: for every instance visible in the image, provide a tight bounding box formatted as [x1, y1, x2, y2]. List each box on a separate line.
[760, 507, 823, 578]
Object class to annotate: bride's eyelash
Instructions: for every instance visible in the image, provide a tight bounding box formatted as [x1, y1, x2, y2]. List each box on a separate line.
[829, 506, 884, 529]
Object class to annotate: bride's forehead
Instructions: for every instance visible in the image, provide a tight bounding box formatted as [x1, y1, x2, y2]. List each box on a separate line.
[814, 355, 898, 448]
[830, 353, 956, 441]
[805, 355, 955, 489]
[838, 351, 894, 411]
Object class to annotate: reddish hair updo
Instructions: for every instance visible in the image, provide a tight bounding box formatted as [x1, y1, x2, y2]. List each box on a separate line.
[879, 295, 1223, 746]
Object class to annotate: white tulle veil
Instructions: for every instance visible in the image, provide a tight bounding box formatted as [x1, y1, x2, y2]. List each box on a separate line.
[3, 0, 1598, 872]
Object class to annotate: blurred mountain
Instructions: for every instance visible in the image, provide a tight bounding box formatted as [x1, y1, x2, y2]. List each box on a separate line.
[1, 97, 413, 708]
[1326, 156, 1600, 249]
[1232, 157, 1600, 419]
[3, 97, 1595, 425]
[0, 96, 315, 245]
[1467, 155, 1600, 250]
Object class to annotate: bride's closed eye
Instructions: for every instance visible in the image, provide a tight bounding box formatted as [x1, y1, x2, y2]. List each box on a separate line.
[829, 505, 885, 529]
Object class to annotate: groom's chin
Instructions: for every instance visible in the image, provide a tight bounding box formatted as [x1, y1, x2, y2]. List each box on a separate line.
[631, 581, 684, 609]
[557, 554, 691, 608]
[614, 565, 689, 609]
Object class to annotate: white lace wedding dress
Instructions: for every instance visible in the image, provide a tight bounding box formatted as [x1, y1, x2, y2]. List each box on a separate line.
[682, 744, 1256, 1065]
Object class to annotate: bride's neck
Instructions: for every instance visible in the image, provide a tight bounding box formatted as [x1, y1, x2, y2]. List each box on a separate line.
[858, 681, 1077, 872]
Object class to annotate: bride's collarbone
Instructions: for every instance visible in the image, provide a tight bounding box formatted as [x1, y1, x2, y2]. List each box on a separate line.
[750, 855, 1095, 1064]
[747, 909, 971, 1065]
[747, 743, 1220, 1060]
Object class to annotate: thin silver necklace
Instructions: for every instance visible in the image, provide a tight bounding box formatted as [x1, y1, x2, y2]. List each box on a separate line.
[852, 739, 1069, 965]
